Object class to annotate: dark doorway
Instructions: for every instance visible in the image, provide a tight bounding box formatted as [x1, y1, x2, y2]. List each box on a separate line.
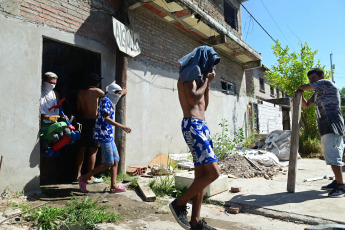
[40, 38, 101, 185]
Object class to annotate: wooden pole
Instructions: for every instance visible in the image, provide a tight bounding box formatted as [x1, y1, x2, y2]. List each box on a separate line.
[115, 1, 129, 174]
[287, 90, 302, 193]
[0, 156, 3, 172]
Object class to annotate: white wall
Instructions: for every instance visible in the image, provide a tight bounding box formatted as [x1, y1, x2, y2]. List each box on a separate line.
[257, 101, 283, 134]
[126, 60, 249, 166]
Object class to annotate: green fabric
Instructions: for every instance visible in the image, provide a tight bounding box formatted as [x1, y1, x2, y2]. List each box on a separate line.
[41, 121, 67, 142]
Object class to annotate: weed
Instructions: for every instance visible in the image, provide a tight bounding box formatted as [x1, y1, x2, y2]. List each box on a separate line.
[8, 200, 32, 211]
[97, 169, 133, 186]
[241, 131, 257, 149]
[299, 134, 323, 158]
[213, 119, 245, 159]
[149, 175, 184, 198]
[128, 177, 139, 190]
[202, 198, 224, 207]
[26, 196, 119, 230]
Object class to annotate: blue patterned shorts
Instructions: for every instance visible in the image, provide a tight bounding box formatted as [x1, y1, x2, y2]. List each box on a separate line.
[100, 141, 120, 166]
[181, 118, 218, 167]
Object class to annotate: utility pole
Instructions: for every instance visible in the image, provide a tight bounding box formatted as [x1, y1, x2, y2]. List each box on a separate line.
[330, 53, 335, 83]
[115, 0, 129, 174]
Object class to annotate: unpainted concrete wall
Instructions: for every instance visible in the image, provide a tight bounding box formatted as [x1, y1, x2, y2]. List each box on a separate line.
[125, 58, 249, 166]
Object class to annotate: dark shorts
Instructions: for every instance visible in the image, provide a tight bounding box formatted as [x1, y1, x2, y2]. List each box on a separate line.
[79, 118, 99, 148]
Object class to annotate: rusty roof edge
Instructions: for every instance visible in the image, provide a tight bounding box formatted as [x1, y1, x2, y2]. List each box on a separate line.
[175, 0, 262, 62]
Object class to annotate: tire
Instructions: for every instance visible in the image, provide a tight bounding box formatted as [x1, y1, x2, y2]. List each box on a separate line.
[44, 147, 53, 157]
[63, 128, 71, 137]
[50, 133, 59, 144]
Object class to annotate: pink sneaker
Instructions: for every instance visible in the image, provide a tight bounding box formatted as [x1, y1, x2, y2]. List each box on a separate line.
[79, 178, 88, 193]
[109, 186, 127, 193]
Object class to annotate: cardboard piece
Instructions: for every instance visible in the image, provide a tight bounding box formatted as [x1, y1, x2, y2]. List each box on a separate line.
[148, 153, 175, 168]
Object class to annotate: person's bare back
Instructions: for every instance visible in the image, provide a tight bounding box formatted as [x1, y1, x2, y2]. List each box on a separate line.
[77, 88, 104, 119]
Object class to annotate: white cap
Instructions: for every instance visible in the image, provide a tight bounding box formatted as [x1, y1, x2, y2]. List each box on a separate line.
[106, 82, 122, 93]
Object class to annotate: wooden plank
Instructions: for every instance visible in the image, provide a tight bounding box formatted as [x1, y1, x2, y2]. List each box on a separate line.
[287, 90, 302, 193]
[138, 180, 156, 202]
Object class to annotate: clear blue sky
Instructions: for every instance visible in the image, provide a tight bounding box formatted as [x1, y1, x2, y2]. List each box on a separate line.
[241, 0, 345, 89]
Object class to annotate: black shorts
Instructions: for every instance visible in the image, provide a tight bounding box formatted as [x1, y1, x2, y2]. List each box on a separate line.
[79, 118, 99, 148]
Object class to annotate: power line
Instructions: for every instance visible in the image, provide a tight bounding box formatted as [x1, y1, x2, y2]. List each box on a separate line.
[236, 0, 277, 44]
[287, 25, 303, 44]
[259, 0, 295, 51]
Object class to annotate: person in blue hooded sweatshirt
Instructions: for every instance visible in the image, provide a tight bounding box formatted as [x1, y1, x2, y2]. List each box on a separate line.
[170, 46, 220, 230]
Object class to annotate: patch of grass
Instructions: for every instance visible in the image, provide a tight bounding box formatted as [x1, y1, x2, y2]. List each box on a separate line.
[97, 169, 133, 186]
[241, 132, 257, 149]
[26, 196, 119, 230]
[202, 198, 224, 207]
[128, 177, 139, 190]
[149, 175, 185, 198]
[8, 200, 32, 211]
[299, 135, 323, 158]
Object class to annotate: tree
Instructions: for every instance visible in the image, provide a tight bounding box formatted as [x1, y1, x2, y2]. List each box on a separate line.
[265, 41, 332, 139]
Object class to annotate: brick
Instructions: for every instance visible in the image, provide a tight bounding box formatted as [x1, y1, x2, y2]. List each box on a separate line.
[64, 18, 80, 27]
[230, 187, 241, 193]
[58, 11, 75, 21]
[41, 5, 58, 14]
[227, 207, 240, 214]
[39, 13, 56, 22]
[56, 19, 69, 27]
[126, 167, 138, 176]
[20, 12, 45, 23]
[20, 7, 38, 15]
[45, 20, 68, 31]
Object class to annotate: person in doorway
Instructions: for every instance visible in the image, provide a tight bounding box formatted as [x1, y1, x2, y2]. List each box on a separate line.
[76, 73, 104, 183]
[41, 72, 60, 123]
[170, 46, 221, 230]
[79, 82, 131, 193]
[40, 71, 62, 184]
[296, 68, 344, 197]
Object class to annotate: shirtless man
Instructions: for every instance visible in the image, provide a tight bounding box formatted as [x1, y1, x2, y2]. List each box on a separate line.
[76, 73, 105, 183]
[170, 46, 220, 230]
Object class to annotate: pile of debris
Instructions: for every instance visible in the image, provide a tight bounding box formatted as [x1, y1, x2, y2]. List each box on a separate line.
[218, 130, 294, 179]
[219, 154, 283, 179]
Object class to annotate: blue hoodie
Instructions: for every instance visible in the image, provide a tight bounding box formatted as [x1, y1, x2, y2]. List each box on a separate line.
[178, 45, 221, 83]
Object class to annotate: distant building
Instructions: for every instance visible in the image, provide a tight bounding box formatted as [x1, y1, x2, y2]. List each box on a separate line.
[245, 65, 291, 135]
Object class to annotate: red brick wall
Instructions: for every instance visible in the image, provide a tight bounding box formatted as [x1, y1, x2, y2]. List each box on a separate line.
[245, 69, 254, 95]
[130, 6, 244, 94]
[15, 0, 116, 48]
[191, 0, 242, 38]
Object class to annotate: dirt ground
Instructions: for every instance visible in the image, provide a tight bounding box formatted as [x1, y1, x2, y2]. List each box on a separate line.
[218, 154, 284, 179]
[0, 183, 308, 230]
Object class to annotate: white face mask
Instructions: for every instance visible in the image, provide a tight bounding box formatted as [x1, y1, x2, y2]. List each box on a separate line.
[42, 82, 56, 92]
[107, 91, 121, 107]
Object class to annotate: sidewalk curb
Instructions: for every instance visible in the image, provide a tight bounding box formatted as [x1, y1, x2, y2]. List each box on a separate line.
[208, 199, 345, 226]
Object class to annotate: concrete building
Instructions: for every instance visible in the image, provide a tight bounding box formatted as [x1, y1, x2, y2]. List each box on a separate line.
[245, 65, 291, 135]
[0, 0, 261, 193]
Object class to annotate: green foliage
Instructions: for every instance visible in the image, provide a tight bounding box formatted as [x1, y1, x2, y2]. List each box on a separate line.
[265, 41, 332, 143]
[213, 119, 245, 159]
[149, 175, 185, 198]
[241, 131, 257, 149]
[97, 170, 133, 186]
[25, 196, 119, 230]
[128, 177, 139, 190]
[299, 132, 323, 158]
